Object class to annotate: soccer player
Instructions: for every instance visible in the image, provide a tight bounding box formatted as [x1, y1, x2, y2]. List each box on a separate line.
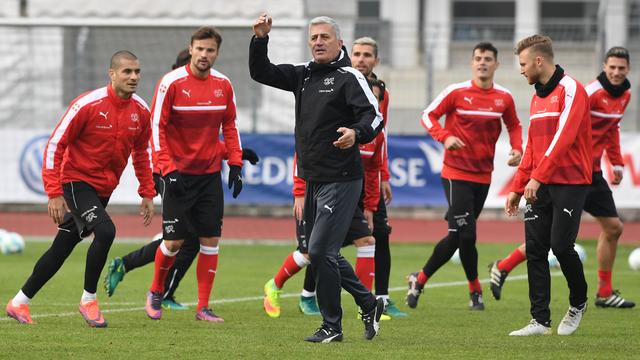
[251, 14, 385, 342]
[5, 51, 155, 327]
[146, 26, 244, 323]
[103, 49, 259, 311]
[507, 35, 592, 336]
[489, 46, 635, 309]
[351, 37, 406, 318]
[405, 42, 523, 311]
[262, 78, 386, 319]
[104, 141, 258, 309]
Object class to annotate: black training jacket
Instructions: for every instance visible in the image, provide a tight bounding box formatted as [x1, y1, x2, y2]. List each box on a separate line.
[249, 36, 383, 182]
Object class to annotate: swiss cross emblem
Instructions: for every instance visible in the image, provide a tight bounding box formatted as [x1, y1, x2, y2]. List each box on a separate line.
[551, 95, 559, 104]
[324, 77, 334, 86]
[214, 89, 224, 98]
[130, 113, 139, 122]
[494, 98, 504, 107]
[159, 84, 168, 93]
[72, 103, 81, 112]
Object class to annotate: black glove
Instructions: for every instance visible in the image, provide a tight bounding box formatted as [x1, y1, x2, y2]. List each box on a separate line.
[164, 170, 186, 197]
[242, 148, 260, 165]
[228, 165, 243, 198]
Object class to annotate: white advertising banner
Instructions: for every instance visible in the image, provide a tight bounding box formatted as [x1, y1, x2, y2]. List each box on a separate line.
[1, 130, 640, 208]
[0, 129, 153, 205]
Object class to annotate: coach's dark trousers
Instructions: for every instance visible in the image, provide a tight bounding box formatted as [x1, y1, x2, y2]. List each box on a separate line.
[305, 179, 376, 332]
[525, 184, 589, 326]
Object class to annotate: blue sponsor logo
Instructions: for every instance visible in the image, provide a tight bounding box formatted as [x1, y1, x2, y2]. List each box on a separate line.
[19, 134, 49, 196]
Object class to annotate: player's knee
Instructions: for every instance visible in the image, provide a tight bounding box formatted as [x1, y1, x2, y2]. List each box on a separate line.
[604, 219, 623, 240]
[93, 221, 116, 245]
[164, 239, 184, 252]
[550, 242, 573, 259]
[354, 236, 375, 247]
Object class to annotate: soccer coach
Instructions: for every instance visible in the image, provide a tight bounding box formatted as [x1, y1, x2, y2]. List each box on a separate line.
[250, 14, 385, 342]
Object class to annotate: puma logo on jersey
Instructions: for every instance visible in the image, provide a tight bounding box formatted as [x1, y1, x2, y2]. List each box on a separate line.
[463, 96, 473, 104]
[169, 178, 177, 183]
[99, 111, 108, 120]
[182, 89, 191, 98]
[324, 205, 334, 213]
[602, 98, 608, 105]
[563, 208, 574, 217]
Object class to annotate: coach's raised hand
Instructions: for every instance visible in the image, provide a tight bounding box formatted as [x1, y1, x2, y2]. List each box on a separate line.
[48, 196, 70, 224]
[253, 13, 272, 38]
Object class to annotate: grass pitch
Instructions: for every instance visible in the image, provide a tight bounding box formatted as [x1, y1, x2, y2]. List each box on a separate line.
[1, 239, 639, 359]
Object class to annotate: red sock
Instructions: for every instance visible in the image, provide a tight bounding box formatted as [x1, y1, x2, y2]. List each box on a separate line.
[597, 270, 613, 297]
[196, 246, 219, 310]
[468, 278, 482, 293]
[498, 248, 527, 272]
[417, 271, 428, 285]
[150, 243, 177, 293]
[355, 245, 376, 291]
[274, 251, 308, 289]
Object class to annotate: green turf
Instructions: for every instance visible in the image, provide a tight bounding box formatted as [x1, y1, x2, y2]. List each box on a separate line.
[1, 240, 639, 359]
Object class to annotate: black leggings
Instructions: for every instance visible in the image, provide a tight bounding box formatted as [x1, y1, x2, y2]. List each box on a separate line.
[22, 220, 116, 297]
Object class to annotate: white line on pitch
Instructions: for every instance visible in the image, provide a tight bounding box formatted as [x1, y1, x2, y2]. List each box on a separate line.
[0, 272, 559, 322]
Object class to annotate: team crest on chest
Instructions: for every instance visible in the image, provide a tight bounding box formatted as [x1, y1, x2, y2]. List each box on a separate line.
[130, 113, 139, 122]
[550, 95, 559, 104]
[214, 89, 224, 98]
[494, 98, 504, 107]
[324, 77, 334, 86]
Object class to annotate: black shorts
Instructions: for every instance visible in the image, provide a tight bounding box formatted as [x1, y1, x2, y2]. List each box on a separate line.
[61, 182, 111, 238]
[295, 201, 371, 253]
[159, 172, 223, 240]
[583, 171, 618, 218]
[442, 178, 490, 225]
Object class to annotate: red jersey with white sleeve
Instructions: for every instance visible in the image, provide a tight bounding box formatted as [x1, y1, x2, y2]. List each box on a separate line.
[42, 84, 155, 199]
[379, 89, 391, 182]
[150, 64, 243, 176]
[292, 133, 383, 211]
[420, 80, 522, 184]
[511, 72, 593, 194]
[585, 80, 630, 172]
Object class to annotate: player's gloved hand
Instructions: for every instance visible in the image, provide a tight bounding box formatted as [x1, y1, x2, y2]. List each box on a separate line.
[242, 148, 260, 165]
[228, 165, 243, 198]
[164, 170, 186, 197]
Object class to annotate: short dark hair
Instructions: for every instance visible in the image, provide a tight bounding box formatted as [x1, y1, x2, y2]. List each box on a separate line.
[190, 26, 223, 47]
[367, 78, 386, 101]
[472, 42, 498, 60]
[110, 50, 137, 70]
[605, 46, 630, 64]
[172, 48, 191, 69]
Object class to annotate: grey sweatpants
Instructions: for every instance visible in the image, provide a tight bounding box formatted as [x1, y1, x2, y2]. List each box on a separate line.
[304, 179, 376, 331]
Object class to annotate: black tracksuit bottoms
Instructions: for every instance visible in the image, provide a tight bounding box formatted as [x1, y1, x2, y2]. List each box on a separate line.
[525, 183, 589, 326]
[304, 179, 377, 332]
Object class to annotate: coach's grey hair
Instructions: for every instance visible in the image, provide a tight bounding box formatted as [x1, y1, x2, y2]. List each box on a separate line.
[353, 36, 378, 57]
[309, 16, 342, 40]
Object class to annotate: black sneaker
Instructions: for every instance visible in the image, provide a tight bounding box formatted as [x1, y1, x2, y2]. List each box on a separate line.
[361, 297, 385, 340]
[488, 260, 508, 300]
[406, 272, 424, 309]
[595, 290, 635, 308]
[469, 291, 485, 310]
[304, 325, 343, 343]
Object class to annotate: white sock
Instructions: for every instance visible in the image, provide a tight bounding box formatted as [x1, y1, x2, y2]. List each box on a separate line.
[12, 290, 31, 307]
[81, 290, 97, 304]
[301, 289, 315, 298]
